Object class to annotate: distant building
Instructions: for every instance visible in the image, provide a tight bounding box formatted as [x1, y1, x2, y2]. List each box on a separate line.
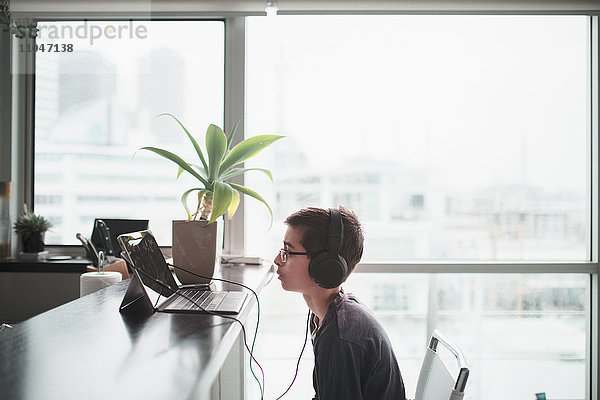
[137, 48, 185, 143]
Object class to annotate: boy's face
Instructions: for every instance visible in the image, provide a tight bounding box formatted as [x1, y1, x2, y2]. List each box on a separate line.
[274, 226, 315, 293]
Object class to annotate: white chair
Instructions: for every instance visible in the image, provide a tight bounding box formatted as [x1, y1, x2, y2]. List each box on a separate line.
[415, 329, 469, 400]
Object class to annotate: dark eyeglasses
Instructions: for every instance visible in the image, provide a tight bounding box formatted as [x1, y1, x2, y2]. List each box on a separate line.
[279, 248, 316, 263]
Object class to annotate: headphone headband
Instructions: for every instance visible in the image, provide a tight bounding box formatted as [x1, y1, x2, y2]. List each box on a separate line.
[328, 208, 343, 256]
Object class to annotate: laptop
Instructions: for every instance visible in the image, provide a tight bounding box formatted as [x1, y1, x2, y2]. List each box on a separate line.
[117, 230, 248, 314]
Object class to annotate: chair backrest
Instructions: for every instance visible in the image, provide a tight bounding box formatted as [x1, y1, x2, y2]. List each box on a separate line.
[415, 329, 469, 400]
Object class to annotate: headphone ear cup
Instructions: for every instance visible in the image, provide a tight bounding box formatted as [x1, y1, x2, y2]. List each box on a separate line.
[309, 253, 348, 289]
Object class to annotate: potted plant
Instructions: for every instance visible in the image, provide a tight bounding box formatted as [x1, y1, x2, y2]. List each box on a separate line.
[13, 211, 53, 254]
[140, 113, 283, 284]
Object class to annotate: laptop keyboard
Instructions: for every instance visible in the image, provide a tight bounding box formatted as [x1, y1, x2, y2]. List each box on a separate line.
[167, 289, 227, 311]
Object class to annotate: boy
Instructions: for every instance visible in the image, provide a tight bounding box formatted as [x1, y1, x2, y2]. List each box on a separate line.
[274, 206, 406, 399]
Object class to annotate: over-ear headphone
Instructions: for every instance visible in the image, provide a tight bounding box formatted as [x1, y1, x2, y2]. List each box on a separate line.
[308, 208, 348, 289]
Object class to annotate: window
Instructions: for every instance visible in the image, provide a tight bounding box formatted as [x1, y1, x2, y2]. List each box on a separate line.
[245, 15, 589, 262]
[344, 274, 588, 399]
[34, 20, 224, 245]
[244, 16, 591, 400]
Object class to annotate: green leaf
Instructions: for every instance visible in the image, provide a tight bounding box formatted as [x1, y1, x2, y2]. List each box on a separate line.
[209, 181, 233, 224]
[229, 183, 273, 228]
[192, 163, 208, 176]
[226, 119, 241, 150]
[181, 188, 209, 220]
[139, 146, 209, 187]
[219, 135, 284, 176]
[228, 188, 241, 220]
[158, 113, 209, 173]
[205, 124, 228, 181]
[178, 163, 207, 179]
[220, 168, 273, 182]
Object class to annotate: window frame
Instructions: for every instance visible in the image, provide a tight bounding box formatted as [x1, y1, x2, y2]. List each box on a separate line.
[4, 12, 599, 400]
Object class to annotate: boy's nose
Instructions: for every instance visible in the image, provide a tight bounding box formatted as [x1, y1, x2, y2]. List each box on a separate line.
[274, 252, 282, 266]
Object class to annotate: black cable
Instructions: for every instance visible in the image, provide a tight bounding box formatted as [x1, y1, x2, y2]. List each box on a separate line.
[160, 282, 264, 398]
[154, 258, 175, 309]
[167, 262, 265, 400]
[275, 310, 311, 400]
[121, 256, 265, 399]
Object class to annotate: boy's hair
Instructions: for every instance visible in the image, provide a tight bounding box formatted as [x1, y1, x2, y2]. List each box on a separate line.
[284, 206, 364, 273]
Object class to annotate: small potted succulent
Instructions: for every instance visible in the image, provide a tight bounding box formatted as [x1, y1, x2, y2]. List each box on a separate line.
[13, 211, 53, 253]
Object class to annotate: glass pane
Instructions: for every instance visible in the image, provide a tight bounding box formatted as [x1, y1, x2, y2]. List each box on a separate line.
[34, 21, 224, 245]
[245, 16, 589, 261]
[247, 273, 587, 400]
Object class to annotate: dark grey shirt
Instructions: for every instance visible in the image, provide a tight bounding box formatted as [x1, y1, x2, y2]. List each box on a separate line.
[311, 290, 406, 400]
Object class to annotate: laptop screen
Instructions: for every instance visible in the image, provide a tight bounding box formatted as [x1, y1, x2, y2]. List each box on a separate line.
[118, 231, 178, 296]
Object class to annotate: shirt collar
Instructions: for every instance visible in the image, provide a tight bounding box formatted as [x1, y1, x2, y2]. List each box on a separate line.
[310, 288, 346, 340]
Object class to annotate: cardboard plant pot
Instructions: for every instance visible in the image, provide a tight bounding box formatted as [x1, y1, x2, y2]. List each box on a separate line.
[172, 219, 223, 285]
